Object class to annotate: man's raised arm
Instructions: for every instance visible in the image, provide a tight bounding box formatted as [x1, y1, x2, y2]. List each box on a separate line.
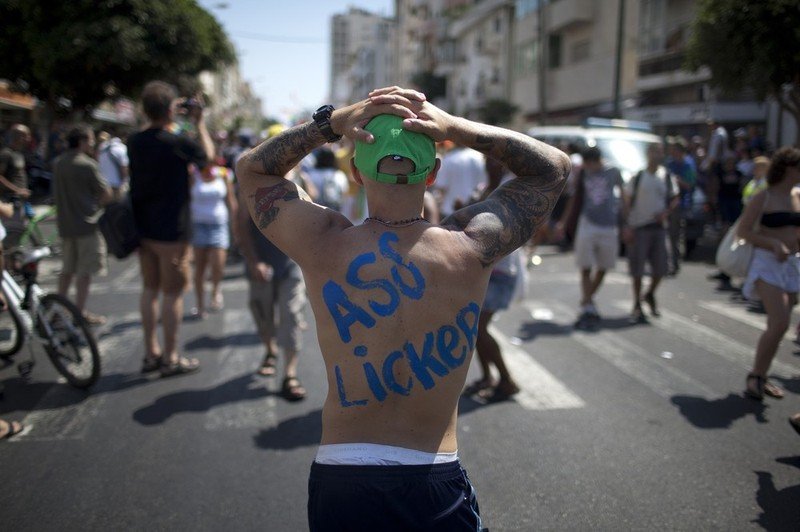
[370, 88, 571, 267]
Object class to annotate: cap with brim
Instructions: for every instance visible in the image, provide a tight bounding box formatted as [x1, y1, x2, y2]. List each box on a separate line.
[354, 114, 436, 184]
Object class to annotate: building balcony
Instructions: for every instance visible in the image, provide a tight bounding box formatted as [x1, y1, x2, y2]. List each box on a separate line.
[548, 0, 593, 32]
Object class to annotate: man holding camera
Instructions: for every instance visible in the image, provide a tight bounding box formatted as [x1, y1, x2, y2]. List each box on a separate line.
[237, 87, 569, 530]
[127, 81, 214, 377]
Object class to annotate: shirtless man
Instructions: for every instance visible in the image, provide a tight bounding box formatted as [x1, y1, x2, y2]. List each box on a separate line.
[236, 87, 569, 531]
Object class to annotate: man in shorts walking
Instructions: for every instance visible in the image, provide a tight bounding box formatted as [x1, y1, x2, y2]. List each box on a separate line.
[556, 147, 624, 328]
[52, 126, 112, 324]
[236, 87, 569, 530]
[623, 143, 679, 323]
[127, 81, 214, 377]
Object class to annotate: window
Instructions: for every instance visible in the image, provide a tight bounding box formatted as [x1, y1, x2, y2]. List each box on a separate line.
[515, 41, 537, 76]
[639, 0, 666, 55]
[494, 16, 502, 33]
[515, 0, 540, 19]
[570, 39, 590, 63]
[548, 34, 562, 69]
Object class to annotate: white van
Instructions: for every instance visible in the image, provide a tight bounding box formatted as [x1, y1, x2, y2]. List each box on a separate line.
[527, 119, 662, 182]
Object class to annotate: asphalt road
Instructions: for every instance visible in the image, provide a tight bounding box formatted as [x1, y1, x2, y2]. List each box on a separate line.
[1, 247, 798, 531]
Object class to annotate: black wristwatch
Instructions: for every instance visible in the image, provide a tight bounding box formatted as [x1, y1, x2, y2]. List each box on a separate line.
[312, 105, 342, 143]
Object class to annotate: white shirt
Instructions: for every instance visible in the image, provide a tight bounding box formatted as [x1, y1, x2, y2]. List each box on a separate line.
[191, 173, 229, 225]
[626, 166, 678, 228]
[97, 137, 129, 188]
[435, 147, 487, 215]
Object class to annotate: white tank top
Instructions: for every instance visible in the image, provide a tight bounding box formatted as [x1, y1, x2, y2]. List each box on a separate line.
[191, 176, 228, 225]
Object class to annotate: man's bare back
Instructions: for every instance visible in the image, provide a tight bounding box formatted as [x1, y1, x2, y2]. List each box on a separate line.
[236, 86, 569, 529]
[304, 221, 491, 452]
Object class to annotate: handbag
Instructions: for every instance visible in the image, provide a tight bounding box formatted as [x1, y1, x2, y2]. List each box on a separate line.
[715, 192, 766, 278]
[715, 219, 752, 278]
[98, 195, 139, 259]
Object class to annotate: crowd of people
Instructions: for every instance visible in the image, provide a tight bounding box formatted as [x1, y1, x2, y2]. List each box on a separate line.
[0, 82, 798, 526]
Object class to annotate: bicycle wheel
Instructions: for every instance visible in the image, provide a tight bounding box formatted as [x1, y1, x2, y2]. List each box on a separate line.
[0, 305, 24, 359]
[36, 294, 100, 389]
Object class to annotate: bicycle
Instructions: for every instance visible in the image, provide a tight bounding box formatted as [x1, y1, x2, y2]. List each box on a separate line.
[0, 247, 100, 389]
[3, 203, 60, 256]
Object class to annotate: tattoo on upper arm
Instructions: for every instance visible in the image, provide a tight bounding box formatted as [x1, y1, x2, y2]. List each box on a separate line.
[245, 123, 324, 178]
[444, 171, 566, 267]
[251, 183, 300, 229]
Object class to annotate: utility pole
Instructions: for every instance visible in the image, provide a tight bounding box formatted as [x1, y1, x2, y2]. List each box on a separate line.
[612, 0, 626, 118]
[538, 0, 548, 125]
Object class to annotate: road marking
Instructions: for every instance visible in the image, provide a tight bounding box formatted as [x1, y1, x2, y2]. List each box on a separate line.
[488, 326, 585, 411]
[204, 308, 278, 431]
[14, 315, 143, 442]
[698, 300, 797, 341]
[534, 301, 717, 399]
[608, 300, 800, 376]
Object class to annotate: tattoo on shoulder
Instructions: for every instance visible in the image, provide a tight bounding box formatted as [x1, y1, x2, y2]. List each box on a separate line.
[251, 183, 300, 229]
[447, 176, 565, 267]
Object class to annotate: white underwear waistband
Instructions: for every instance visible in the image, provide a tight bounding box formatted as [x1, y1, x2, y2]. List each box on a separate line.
[315, 443, 459, 466]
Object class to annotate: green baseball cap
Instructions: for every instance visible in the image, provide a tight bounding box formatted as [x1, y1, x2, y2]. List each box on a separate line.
[354, 114, 436, 184]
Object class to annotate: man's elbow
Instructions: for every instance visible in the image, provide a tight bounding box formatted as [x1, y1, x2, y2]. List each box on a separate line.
[552, 150, 572, 183]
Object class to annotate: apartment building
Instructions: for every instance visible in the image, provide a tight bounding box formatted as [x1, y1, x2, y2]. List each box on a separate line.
[510, 0, 640, 128]
[624, 0, 767, 137]
[440, 0, 515, 119]
[330, 7, 396, 107]
[199, 63, 263, 131]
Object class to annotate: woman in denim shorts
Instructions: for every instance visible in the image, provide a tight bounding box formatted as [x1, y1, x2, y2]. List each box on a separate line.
[190, 161, 236, 318]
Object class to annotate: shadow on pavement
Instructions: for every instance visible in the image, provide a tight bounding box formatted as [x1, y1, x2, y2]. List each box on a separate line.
[753, 468, 800, 530]
[670, 393, 767, 428]
[132, 373, 272, 426]
[0, 376, 90, 414]
[254, 409, 321, 450]
[515, 321, 573, 342]
[184, 332, 261, 351]
[458, 393, 489, 415]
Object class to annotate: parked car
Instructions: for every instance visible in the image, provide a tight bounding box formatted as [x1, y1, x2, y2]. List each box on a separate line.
[527, 118, 662, 182]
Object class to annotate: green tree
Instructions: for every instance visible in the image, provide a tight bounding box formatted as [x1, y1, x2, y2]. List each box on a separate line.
[686, 0, 800, 145]
[0, 0, 235, 113]
[478, 99, 518, 126]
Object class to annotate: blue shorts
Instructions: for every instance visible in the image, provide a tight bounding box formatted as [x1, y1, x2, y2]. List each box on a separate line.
[308, 461, 483, 532]
[191, 221, 229, 249]
[482, 272, 516, 312]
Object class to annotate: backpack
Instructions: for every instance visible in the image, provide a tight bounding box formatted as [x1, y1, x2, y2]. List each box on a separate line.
[98, 197, 139, 259]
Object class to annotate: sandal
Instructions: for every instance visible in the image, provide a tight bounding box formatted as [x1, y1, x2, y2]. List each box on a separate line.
[629, 306, 648, 325]
[141, 354, 163, 374]
[281, 376, 306, 402]
[744, 373, 765, 401]
[763, 380, 784, 399]
[257, 353, 278, 377]
[462, 378, 495, 396]
[159, 357, 200, 378]
[0, 419, 24, 441]
[209, 294, 224, 312]
[478, 382, 520, 403]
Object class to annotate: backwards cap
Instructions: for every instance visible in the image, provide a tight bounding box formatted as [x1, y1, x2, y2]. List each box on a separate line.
[354, 114, 436, 185]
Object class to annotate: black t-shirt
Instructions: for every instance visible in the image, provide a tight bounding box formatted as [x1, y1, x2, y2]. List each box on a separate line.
[246, 220, 297, 280]
[127, 128, 206, 241]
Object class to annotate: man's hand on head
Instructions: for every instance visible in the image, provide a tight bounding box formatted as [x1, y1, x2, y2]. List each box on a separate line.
[370, 88, 456, 143]
[331, 87, 427, 144]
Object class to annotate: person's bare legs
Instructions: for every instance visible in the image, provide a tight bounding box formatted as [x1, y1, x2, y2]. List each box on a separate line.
[209, 247, 227, 310]
[140, 287, 161, 358]
[75, 274, 91, 312]
[631, 276, 643, 312]
[477, 311, 519, 397]
[580, 268, 607, 307]
[58, 273, 73, 299]
[162, 291, 183, 365]
[747, 280, 791, 398]
[192, 247, 209, 317]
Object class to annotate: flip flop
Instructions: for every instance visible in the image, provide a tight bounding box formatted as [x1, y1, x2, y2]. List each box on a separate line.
[478, 384, 520, 403]
[462, 378, 495, 396]
[141, 355, 163, 374]
[744, 374, 764, 401]
[0, 419, 24, 441]
[763, 380, 784, 399]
